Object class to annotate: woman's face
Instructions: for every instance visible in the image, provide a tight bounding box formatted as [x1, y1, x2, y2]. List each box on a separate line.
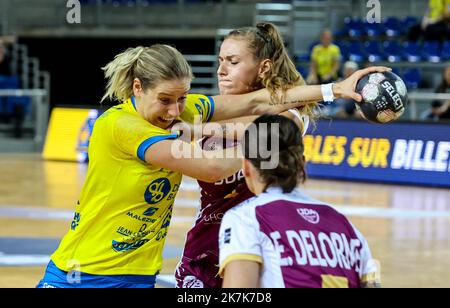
[217, 38, 262, 95]
[134, 78, 190, 130]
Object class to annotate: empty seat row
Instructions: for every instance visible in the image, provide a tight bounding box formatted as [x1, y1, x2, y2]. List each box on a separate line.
[336, 16, 419, 38]
[0, 75, 31, 116]
[337, 40, 450, 63]
[296, 66, 423, 90]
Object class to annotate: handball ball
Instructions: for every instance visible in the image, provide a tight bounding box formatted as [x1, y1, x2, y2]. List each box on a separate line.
[355, 71, 408, 124]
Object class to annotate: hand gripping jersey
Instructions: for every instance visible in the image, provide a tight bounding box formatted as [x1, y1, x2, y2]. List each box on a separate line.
[218, 188, 378, 288]
[50, 94, 214, 277]
[176, 111, 309, 288]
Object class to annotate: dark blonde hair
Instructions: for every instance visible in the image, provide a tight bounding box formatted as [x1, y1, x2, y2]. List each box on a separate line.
[102, 44, 193, 102]
[226, 23, 318, 121]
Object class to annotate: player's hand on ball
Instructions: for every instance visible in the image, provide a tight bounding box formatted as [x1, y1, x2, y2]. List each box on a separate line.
[333, 66, 392, 102]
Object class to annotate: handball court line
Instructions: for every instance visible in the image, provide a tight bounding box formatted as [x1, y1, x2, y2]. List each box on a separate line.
[2, 202, 450, 220]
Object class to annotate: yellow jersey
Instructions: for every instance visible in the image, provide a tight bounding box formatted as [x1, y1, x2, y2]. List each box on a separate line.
[51, 94, 215, 276]
[428, 0, 450, 23]
[311, 44, 341, 79]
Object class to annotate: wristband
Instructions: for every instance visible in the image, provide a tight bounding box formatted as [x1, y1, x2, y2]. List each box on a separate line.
[321, 83, 335, 103]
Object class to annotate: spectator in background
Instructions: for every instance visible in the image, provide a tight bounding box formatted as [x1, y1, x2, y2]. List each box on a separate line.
[307, 29, 341, 85]
[0, 37, 14, 76]
[0, 39, 11, 76]
[408, 0, 450, 43]
[421, 66, 450, 121]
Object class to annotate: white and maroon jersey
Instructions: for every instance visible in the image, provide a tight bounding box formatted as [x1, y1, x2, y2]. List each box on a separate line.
[176, 112, 309, 288]
[218, 187, 378, 288]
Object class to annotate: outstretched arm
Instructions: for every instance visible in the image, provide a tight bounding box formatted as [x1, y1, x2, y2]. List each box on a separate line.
[173, 111, 302, 142]
[144, 139, 242, 183]
[210, 66, 391, 121]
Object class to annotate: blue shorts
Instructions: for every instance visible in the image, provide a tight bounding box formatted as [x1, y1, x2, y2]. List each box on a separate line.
[36, 261, 157, 288]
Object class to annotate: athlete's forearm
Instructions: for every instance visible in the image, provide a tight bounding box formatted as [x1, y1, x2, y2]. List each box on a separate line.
[215, 116, 257, 140]
[210, 87, 321, 121]
[211, 66, 391, 121]
[201, 144, 243, 182]
[252, 84, 335, 115]
[172, 119, 252, 142]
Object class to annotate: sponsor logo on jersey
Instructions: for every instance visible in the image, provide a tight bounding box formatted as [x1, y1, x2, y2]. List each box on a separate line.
[215, 170, 245, 185]
[297, 208, 320, 224]
[71, 212, 81, 231]
[143, 207, 158, 217]
[145, 178, 171, 204]
[126, 211, 157, 223]
[112, 239, 149, 252]
[203, 212, 224, 224]
[183, 276, 204, 288]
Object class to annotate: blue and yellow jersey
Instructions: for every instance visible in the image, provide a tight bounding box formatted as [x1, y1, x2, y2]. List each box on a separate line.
[179, 94, 215, 124]
[51, 94, 214, 276]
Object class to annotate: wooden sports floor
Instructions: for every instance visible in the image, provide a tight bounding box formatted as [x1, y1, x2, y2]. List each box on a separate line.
[1, 153, 449, 288]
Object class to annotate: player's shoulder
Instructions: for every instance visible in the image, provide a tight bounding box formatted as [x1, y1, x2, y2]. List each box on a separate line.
[187, 93, 209, 100]
[330, 44, 341, 53]
[223, 194, 269, 225]
[226, 195, 258, 216]
[186, 93, 214, 106]
[225, 191, 288, 218]
[311, 44, 323, 53]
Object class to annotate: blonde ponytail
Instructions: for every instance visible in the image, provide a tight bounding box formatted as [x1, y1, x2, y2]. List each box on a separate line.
[102, 46, 145, 102]
[101, 44, 193, 102]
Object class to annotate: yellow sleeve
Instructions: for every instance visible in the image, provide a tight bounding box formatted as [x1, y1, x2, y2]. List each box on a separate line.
[112, 114, 178, 161]
[219, 254, 263, 278]
[179, 94, 215, 124]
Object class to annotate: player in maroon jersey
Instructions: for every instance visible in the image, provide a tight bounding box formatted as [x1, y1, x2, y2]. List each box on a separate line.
[175, 23, 389, 288]
[219, 114, 380, 288]
[175, 23, 314, 288]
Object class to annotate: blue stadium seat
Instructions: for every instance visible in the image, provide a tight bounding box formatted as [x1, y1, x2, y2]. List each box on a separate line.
[0, 75, 19, 89]
[401, 16, 419, 30]
[383, 17, 402, 37]
[383, 41, 404, 62]
[333, 28, 348, 38]
[344, 17, 365, 38]
[403, 68, 422, 89]
[364, 40, 385, 62]
[442, 41, 450, 60]
[364, 22, 385, 38]
[403, 41, 424, 63]
[297, 66, 309, 79]
[422, 41, 441, 63]
[391, 67, 402, 77]
[334, 41, 349, 61]
[296, 41, 319, 62]
[0, 75, 31, 118]
[6, 97, 32, 115]
[347, 41, 366, 62]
